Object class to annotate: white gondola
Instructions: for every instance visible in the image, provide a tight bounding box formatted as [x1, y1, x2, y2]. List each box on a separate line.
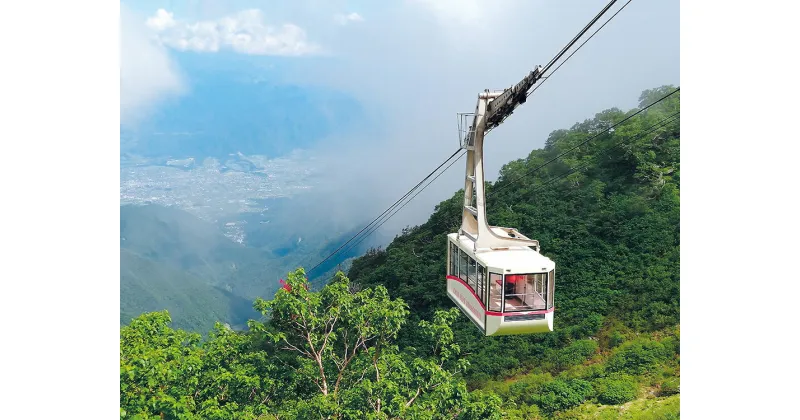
[446, 75, 556, 336]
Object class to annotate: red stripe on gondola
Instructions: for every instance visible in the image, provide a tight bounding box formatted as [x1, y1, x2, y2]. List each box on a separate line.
[446, 275, 555, 317]
[446, 275, 486, 309]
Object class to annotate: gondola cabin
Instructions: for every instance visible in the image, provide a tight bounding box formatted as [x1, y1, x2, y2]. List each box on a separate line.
[446, 232, 555, 336]
[448, 85, 556, 336]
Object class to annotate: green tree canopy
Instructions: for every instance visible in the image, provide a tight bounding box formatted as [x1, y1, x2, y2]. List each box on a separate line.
[121, 269, 501, 419]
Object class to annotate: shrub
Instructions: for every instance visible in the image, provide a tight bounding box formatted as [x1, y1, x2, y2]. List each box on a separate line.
[534, 379, 594, 414]
[606, 339, 668, 375]
[506, 373, 552, 405]
[504, 404, 544, 420]
[659, 377, 680, 396]
[559, 362, 606, 381]
[572, 313, 605, 339]
[608, 330, 625, 348]
[554, 339, 600, 370]
[594, 375, 638, 405]
[661, 335, 680, 356]
[468, 372, 492, 390]
[460, 391, 504, 420]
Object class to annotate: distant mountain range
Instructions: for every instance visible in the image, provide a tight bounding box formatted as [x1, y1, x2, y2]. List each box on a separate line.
[121, 59, 364, 160]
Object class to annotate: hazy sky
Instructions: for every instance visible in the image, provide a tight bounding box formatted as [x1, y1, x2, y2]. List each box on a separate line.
[121, 0, 679, 236]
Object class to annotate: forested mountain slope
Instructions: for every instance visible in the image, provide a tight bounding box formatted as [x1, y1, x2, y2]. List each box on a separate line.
[349, 85, 679, 336]
[120, 204, 267, 295]
[120, 248, 257, 332]
[346, 85, 680, 413]
[120, 86, 680, 419]
[120, 203, 377, 331]
[120, 205, 268, 331]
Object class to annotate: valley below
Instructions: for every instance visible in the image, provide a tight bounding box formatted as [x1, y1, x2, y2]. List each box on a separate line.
[120, 151, 374, 331]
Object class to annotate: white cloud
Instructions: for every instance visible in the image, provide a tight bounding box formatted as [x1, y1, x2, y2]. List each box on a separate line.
[120, 4, 184, 127]
[333, 12, 364, 26]
[146, 9, 320, 56]
[409, 0, 483, 25]
[145, 9, 177, 31]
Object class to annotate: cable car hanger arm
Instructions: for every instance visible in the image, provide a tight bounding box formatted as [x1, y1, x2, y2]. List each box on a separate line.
[457, 65, 546, 252]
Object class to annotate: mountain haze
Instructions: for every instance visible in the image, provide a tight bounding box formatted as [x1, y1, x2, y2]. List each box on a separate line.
[120, 200, 379, 330]
[120, 248, 254, 331]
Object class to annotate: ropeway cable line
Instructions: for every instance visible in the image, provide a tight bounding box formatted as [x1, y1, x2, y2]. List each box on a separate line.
[305, 0, 641, 278]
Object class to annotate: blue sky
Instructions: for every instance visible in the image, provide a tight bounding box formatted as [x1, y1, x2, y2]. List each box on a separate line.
[120, 0, 680, 229]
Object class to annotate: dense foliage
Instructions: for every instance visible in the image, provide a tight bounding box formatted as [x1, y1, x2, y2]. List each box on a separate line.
[121, 269, 501, 419]
[346, 86, 680, 414]
[121, 86, 680, 418]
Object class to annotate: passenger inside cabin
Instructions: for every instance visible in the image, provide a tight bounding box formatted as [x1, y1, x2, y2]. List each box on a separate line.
[504, 274, 524, 296]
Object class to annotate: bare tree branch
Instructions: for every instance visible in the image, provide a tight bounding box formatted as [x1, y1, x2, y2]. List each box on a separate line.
[405, 387, 422, 408]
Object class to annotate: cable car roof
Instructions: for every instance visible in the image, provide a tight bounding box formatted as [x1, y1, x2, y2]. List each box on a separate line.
[449, 233, 555, 273]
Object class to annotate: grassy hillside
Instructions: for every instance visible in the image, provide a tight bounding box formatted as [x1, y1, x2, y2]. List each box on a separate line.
[479, 324, 680, 419]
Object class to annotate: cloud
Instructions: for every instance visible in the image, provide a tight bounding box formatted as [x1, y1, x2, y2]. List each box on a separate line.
[120, 4, 185, 127]
[119, 1, 678, 238]
[409, 0, 483, 25]
[333, 12, 364, 26]
[277, 0, 680, 233]
[146, 9, 320, 56]
[145, 9, 177, 31]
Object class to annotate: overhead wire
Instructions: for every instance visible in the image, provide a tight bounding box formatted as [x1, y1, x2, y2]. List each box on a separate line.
[330, 108, 678, 272]
[489, 87, 679, 197]
[527, 0, 634, 99]
[541, 0, 619, 75]
[485, 0, 632, 134]
[333, 150, 467, 260]
[304, 0, 643, 277]
[508, 112, 680, 197]
[307, 148, 463, 274]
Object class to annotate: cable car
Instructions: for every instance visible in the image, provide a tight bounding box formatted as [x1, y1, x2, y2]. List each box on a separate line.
[446, 81, 556, 336]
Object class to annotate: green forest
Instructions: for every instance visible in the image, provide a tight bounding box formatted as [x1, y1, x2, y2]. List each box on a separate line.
[120, 86, 680, 419]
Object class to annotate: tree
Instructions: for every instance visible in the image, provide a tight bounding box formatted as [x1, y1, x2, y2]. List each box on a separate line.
[252, 269, 408, 398]
[120, 311, 204, 419]
[250, 268, 500, 419]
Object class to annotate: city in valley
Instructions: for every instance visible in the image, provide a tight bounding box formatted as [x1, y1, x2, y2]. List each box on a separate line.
[120, 150, 321, 243]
